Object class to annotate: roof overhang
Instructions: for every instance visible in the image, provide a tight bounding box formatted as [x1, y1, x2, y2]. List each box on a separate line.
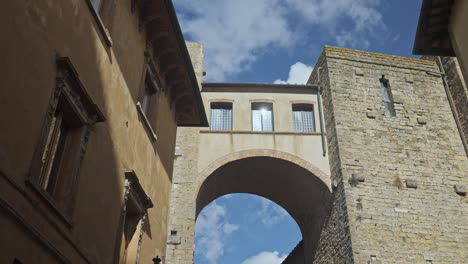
[202, 83, 319, 94]
[135, 0, 208, 127]
[413, 0, 455, 56]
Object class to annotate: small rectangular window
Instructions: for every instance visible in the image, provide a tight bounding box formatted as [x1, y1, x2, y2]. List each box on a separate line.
[252, 103, 274, 132]
[292, 104, 315, 132]
[380, 76, 396, 117]
[210, 102, 232, 131]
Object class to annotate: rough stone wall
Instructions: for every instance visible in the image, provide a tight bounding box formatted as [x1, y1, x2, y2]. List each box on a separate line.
[314, 46, 468, 263]
[309, 53, 355, 264]
[422, 56, 468, 155]
[165, 42, 204, 264]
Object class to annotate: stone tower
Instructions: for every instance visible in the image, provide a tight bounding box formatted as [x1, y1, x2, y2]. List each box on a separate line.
[309, 46, 468, 263]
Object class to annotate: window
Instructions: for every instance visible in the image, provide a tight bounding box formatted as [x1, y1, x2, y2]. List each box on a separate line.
[90, 0, 103, 13]
[38, 95, 79, 196]
[210, 102, 232, 130]
[292, 104, 315, 132]
[141, 74, 157, 115]
[121, 193, 144, 262]
[141, 68, 159, 116]
[252, 102, 274, 131]
[116, 171, 153, 263]
[29, 58, 104, 218]
[380, 75, 396, 117]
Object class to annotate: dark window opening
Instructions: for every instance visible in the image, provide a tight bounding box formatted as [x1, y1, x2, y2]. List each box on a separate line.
[123, 194, 144, 246]
[380, 75, 396, 117]
[38, 91, 84, 199]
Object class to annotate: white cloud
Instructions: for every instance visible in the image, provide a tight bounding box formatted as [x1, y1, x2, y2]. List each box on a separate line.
[241, 251, 287, 264]
[175, 0, 293, 81]
[256, 197, 288, 226]
[274, 62, 313, 84]
[286, 0, 387, 48]
[195, 202, 239, 264]
[175, 0, 388, 81]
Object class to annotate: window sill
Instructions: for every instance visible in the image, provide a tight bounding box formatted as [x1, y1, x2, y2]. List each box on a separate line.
[85, 0, 113, 47]
[136, 102, 157, 141]
[201, 130, 322, 136]
[25, 179, 74, 228]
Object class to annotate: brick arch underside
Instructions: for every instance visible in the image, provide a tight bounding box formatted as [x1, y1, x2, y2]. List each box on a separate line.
[196, 150, 332, 263]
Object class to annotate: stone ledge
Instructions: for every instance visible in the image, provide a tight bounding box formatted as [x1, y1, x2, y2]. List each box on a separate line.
[200, 130, 322, 136]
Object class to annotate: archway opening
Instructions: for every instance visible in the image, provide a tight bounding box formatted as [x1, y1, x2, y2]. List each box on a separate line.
[194, 193, 301, 264]
[196, 155, 332, 263]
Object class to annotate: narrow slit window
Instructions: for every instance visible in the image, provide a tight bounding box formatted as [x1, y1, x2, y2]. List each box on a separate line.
[380, 75, 396, 117]
[292, 104, 315, 132]
[252, 103, 274, 132]
[210, 102, 232, 131]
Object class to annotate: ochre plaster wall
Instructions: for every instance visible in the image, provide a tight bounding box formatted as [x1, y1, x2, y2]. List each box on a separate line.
[0, 1, 178, 263]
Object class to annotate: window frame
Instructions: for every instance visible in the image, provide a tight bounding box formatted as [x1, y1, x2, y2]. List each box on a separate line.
[251, 102, 274, 132]
[292, 103, 316, 133]
[210, 102, 233, 131]
[27, 57, 105, 225]
[114, 170, 154, 264]
[136, 62, 161, 141]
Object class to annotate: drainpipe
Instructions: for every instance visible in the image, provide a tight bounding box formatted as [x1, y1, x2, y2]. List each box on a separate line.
[316, 67, 327, 157]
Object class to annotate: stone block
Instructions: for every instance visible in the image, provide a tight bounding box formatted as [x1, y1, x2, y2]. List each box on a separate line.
[167, 235, 181, 245]
[352, 173, 365, 182]
[417, 117, 427, 125]
[406, 179, 418, 189]
[454, 185, 467, 195]
[366, 111, 376, 119]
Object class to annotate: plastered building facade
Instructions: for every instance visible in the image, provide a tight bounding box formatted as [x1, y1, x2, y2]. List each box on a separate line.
[0, 1, 206, 263]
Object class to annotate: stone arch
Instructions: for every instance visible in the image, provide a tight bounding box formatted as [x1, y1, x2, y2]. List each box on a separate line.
[195, 149, 332, 263]
[197, 149, 331, 194]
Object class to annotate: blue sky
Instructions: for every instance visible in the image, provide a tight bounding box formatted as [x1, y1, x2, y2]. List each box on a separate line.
[173, 1, 423, 263]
